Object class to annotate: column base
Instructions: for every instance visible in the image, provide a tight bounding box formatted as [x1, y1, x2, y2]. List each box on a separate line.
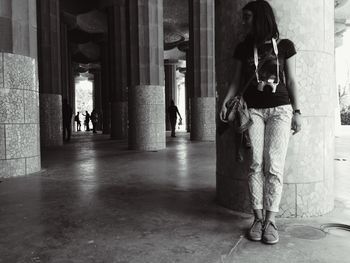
[111, 101, 128, 139]
[216, 178, 334, 218]
[216, 115, 335, 218]
[0, 52, 41, 177]
[40, 94, 63, 147]
[129, 85, 165, 151]
[190, 97, 216, 141]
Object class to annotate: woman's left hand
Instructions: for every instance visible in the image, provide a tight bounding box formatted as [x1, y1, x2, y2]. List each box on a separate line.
[291, 113, 302, 135]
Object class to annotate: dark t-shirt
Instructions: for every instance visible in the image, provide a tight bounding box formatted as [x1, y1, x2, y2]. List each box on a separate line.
[233, 39, 296, 108]
[168, 105, 179, 119]
[63, 104, 73, 123]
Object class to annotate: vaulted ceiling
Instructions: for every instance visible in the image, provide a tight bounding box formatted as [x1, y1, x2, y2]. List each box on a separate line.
[59, 0, 350, 67]
[335, 0, 350, 46]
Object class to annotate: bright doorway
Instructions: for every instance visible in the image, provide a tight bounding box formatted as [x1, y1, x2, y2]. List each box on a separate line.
[75, 77, 93, 131]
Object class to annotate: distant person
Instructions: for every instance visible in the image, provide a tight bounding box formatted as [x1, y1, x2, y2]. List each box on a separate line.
[91, 109, 98, 133]
[167, 100, 182, 137]
[62, 99, 73, 141]
[82, 111, 91, 131]
[74, 112, 81, 131]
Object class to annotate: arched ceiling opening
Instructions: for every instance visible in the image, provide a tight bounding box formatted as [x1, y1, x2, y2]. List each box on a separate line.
[335, 0, 350, 47]
[59, 0, 350, 66]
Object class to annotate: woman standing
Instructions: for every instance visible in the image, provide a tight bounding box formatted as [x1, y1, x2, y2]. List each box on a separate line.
[220, 0, 301, 244]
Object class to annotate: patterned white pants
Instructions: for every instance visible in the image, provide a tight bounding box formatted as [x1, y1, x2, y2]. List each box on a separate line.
[247, 105, 293, 212]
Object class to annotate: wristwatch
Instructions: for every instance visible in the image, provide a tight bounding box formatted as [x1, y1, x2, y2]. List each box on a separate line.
[293, 109, 301, 115]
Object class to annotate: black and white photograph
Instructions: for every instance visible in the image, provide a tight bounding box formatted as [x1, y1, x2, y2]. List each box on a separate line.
[0, 0, 350, 262]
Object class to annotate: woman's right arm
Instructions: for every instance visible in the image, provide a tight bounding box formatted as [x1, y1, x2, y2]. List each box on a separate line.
[219, 60, 242, 122]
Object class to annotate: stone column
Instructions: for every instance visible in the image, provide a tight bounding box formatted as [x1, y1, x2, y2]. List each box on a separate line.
[164, 59, 178, 131]
[108, 2, 128, 139]
[101, 41, 111, 134]
[189, 0, 216, 141]
[0, 0, 41, 177]
[37, 0, 63, 147]
[92, 69, 103, 131]
[127, 0, 165, 150]
[178, 41, 192, 132]
[216, 0, 335, 217]
[60, 22, 70, 103]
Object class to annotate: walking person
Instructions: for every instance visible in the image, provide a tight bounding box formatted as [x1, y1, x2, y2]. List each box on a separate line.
[167, 100, 182, 137]
[220, 0, 301, 244]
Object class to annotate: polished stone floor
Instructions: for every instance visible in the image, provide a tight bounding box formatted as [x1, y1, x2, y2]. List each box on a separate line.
[0, 131, 350, 263]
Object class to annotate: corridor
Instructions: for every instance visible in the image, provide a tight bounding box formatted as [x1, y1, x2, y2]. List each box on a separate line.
[0, 133, 349, 263]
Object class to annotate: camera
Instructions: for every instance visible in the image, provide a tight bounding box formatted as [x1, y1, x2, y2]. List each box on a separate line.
[257, 78, 278, 93]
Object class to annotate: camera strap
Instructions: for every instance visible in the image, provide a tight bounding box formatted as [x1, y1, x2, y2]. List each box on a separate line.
[253, 38, 280, 85]
[236, 39, 281, 97]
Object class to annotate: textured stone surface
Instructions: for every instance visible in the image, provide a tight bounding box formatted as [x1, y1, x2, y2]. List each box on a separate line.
[3, 53, 36, 90]
[324, 0, 335, 54]
[190, 0, 216, 142]
[39, 94, 63, 147]
[324, 116, 335, 187]
[272, 0, 324, 51]
[0, 158, 26, 178]
[5, 124, 39, 159]
[24, 89, 39, 123]
[215, 0, 335, 217]
[0, 52, 40, 177]
[217, 177, 251, 213]
[127, 1, 165, 150]
[0, 53, 3, 88]
[0, 88, 24, 123]
[296, 182, 333, 217]
[129, 85, 165, 150]
[0, 124, 5, 159]
[133, 85, 165, 105]
[296, 52, 334, 116]
[191, 97, 215, 141]
[278, 184, 296, 218]
[26, 155, 41, 174]
[284, 117, 324, 184]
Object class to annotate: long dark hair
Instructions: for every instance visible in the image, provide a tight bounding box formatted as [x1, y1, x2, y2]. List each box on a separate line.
[243, 0, 279, 45]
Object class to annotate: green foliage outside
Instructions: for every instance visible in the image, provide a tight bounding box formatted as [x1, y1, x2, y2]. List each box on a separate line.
[340, 106, 350, 125]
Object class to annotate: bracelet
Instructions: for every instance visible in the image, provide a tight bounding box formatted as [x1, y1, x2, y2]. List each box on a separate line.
[293, 109, 301, 115]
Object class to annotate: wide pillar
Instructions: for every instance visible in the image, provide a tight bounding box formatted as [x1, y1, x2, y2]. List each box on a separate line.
[164, 59, 178, 131]
[101, 41, 111, 134]
[108, 2, 128, 139]
[0, 0, 41, 177]
[189, 0, 216, 141]
[216, 0, 335, 217]
[37, 0, 63, 147]
[92, 69, 103, 131]
[178, 41, 192, 132]
[127, 0, 165, 150]
[60, 22, 71, 103]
